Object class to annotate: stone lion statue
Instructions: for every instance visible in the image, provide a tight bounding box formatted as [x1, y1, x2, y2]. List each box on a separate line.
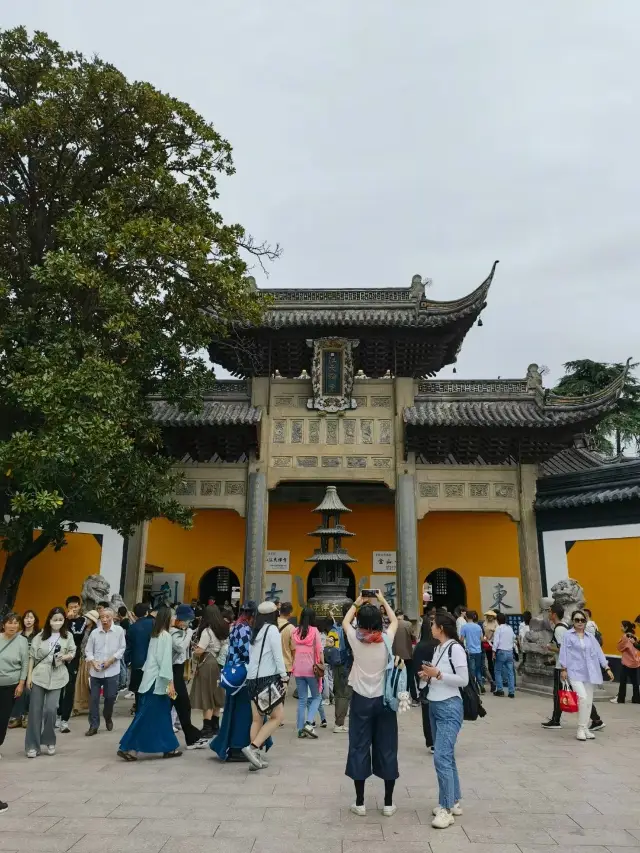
[550, 578, 585, 621]
[81, 574, 111, 612]
[110, 593, 126, 614]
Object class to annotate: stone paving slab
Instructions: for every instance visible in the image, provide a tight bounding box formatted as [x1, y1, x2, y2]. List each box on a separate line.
[2, 690, 640, 851]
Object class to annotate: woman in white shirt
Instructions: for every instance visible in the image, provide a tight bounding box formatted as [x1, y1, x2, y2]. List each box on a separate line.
[343, 592, 399, 819]
[242, 601, 288, 770]
[189, 605, 229, 741]
[419, 611, 468, 830]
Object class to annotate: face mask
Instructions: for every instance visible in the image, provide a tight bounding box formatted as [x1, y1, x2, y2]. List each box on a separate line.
[50, 616, 64, 631]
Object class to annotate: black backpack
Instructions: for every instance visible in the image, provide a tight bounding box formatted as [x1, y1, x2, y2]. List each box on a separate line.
[448, 642, 487, 722]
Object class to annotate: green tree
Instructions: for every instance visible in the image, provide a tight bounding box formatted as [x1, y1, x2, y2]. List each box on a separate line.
[0, 27, 277, 612]
[553, 359, 640, 456]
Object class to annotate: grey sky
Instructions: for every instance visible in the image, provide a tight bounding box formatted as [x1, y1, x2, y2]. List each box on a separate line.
[4, 1, 639, 384]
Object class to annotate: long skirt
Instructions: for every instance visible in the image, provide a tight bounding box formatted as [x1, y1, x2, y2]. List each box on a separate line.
[210, 684, 273, 761]
[190, 655, 225, 711]
[73, 662, 90, 713]
[119, 690, 179, 754]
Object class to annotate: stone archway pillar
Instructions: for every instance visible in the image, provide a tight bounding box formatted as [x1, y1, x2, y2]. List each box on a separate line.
[395, 472, 419, 620]
[244, 470, 268, 603]
[517, 463, 543, 611]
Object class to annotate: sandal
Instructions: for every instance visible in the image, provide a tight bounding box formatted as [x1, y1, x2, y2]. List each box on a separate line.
[117, 750, 137, 762]
[162, 750, 183, 758]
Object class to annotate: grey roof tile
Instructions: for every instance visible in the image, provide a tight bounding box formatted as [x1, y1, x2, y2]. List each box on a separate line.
[151, 400, 261, 427]
[536, 485, 640, 509]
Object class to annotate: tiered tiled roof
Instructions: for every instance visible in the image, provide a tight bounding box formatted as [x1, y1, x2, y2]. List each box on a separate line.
[536, 459, 640, 510]
[405, 365, 628, 464]
[208, 263, 498, 378]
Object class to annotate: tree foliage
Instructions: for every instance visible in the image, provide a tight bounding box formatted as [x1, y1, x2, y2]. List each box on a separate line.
[554, 359, 640, 456]
[0, 27, 276, 609]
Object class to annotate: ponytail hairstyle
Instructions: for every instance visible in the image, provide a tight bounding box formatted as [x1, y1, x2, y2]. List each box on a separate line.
[433, 610, 458, 641]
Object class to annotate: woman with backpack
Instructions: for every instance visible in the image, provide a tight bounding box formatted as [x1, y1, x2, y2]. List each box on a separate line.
[342, 592, 399, 818]
[419, 610, 468, 829]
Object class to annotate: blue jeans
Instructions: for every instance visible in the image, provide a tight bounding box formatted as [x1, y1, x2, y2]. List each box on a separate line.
[494, 650, 515, 695]
[469, 652, 484, 686]
[429, 696, 463, 810]
[295, 676, 321, 731]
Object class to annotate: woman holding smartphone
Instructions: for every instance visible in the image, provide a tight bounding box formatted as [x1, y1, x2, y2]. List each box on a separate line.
[343, 591, 399, 818]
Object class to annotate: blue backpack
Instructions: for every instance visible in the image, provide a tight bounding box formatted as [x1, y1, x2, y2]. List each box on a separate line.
[220, 660, 247, 695]
[382, 634, 407, 712]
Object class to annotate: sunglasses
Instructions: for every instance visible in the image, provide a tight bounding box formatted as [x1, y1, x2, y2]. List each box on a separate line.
[573, 618, 586, 623]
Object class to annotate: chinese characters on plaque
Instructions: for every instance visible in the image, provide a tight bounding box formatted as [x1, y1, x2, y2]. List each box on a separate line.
[266, 550, 290, 572]
[372, 550, 397, 573]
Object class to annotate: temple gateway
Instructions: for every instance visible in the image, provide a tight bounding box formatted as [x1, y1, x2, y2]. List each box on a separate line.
[12, 265, 631, 643]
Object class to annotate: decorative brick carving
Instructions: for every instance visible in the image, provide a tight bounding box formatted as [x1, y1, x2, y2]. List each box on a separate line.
[309, 420, 321, 444]
[200, 480, 222, 496]
[371, 396, 391, 408]
[291, 420, 304, 443]
[354, 396, 367, 407]
[444, 483, 465, 498]
[176, 480, 196, 496]
[419, 380, 528, 395]
[225, 481, 245, 495]
[379, 420, 391, 444]
[297, 456, 318, 467]
[273, 420, 286, 443]
[326, 420, 338, 444]
[274, 396, 294, 406]
[373, 457, 392, 468]
[322, 456, 341, 468]
[347, 456, 367, 468]
[419, 482, 439, 498]
[360, 419, 373, 444]
[495, 483, 516, 499]
[344, 420, 356, 444]
[273, 288, 413, 304]
[272, 457, 292, 467]
[470, 483, 489, 498]
[297, 396, 309, 408]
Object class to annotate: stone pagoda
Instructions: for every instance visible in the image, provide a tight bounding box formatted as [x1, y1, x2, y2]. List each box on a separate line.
[306, 485, 356, 616]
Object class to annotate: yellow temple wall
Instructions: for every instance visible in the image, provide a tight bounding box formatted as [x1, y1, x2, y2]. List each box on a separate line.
[417, 511, 522, 612]
[146, 511, 247, 603]
[6, 532, 103, 620]
[567, 537, 640, 656]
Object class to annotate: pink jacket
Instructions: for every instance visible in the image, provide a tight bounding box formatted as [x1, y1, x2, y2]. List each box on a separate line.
[291, 626, 322, 677]
[617, 635, 640, 668]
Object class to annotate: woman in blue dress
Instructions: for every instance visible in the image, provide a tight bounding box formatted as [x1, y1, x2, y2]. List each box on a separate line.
[117, 606, 181, 761]
[211, 600, 273, 763]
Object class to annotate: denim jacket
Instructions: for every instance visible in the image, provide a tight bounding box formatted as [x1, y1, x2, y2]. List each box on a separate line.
[558, 629, 608, 684]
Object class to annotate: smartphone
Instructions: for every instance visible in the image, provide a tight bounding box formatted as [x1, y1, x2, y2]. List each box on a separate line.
[361, 589, 379, 598]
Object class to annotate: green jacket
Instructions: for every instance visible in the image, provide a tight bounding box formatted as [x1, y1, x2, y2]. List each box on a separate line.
[0, 633, 29, 686]
[30, 632, 76, 691]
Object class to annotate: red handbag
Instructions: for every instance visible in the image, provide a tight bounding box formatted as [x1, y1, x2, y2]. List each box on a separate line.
[558, 681, 579, 713]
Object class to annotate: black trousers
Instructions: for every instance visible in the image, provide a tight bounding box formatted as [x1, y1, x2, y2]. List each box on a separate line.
[551, 668, 603, 724]
[129, 667, 144, 711]
[172, 663, 201, 745]
[346, 692, 399, 781]
[0, 683, 18, 746]
[58, 661, 79, 722]
[421, 700, 433, 748]
[618, 665, 640, 703]
[404, 659, 418, 702]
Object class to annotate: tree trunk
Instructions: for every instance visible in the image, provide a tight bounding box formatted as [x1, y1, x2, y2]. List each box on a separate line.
[616, 429, 622, 457]
[0, 533, 53, 617]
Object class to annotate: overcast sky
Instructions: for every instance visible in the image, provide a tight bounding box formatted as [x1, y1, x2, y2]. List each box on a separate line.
[4, 1, 639, 384]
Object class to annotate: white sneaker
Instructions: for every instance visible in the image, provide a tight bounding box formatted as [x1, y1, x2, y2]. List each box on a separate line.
[576, 727, 587, 741]
[350, 803, 366, 817]
[54, 717, 61, 729]
[303, 722, 318, 739]
[333, 725, 348, 733]
[584, 729, 595, 740]
[125, 691, 135, 699]
[433, 802, 462, 816]
[59, 721, 70, 733]
[610, 698, 620, 704]
[382, 804, 397, 817]
[241, 745, 264, 769]
[432, 807, 455, 829]
[26, 749, 37, 759]
[45, 745, 55, 756]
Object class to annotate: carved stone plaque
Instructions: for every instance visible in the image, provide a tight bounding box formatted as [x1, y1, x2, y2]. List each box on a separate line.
[307, 337, 359, 413]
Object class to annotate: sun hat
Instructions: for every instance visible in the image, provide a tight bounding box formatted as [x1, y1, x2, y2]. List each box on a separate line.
[258, 601, 278, 615]
[84, 610, 99, 625]
[484, 610, 497, 617]
[175, 604, 195, 622]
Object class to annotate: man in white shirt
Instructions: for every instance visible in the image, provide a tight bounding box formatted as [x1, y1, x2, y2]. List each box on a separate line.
[491, 612, 516, 698]
[84, 608, 126, 736]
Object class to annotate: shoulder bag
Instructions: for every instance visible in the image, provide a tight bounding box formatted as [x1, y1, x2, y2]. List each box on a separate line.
[254, 626, 287, 714]
[447, 642, 487, 722]
[313, 630, 325, 678]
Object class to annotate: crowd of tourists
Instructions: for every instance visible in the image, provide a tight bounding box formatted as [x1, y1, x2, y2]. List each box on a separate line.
[1, 589, 638, 826]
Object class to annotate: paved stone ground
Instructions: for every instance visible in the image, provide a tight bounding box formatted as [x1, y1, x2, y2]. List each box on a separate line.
[1, 690, 640, 852]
